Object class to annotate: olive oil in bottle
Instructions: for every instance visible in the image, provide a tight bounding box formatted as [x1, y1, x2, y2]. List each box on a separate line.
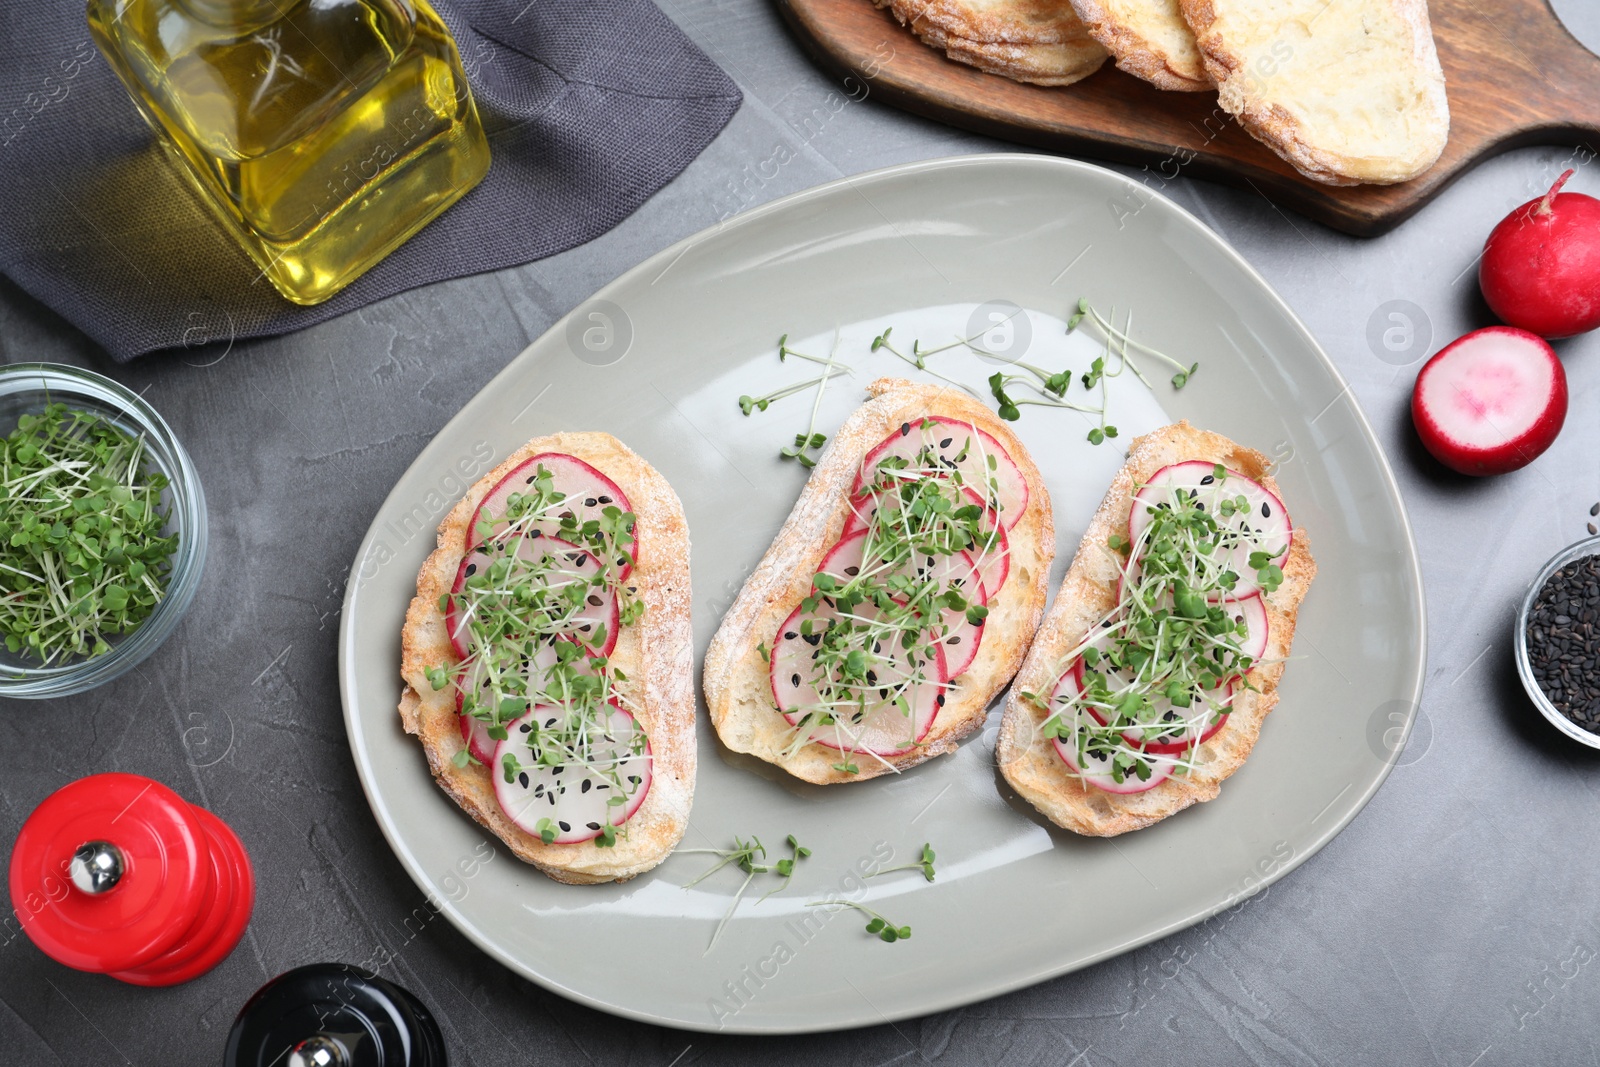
[87, 0, 491, 305]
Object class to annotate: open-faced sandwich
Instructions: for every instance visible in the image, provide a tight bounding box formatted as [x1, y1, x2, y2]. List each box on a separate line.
[998, 421, 1314, 835]
[704, 377, 1053, 784]
[399, 433, 694, 884]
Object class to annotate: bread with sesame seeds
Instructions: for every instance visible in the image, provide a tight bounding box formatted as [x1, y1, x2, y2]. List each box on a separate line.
[998, 421, 1315, 836]
[704, 378, 1053, 785]
[399, 432, 694, 884]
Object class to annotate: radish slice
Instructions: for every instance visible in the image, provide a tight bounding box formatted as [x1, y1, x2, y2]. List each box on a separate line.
[446, 536, 619, 660]
[843, 485, 1011, 595]
[1227, 593, 1269, 665]
[468, 452, 636, 580]
[1073, 642, 1235, 752]
[455, 637, 594, 762]
[1051, 705, 1177, 795]
[850, 416, 1028, 530]
[491, 703, 652, 844]
[814, 530, 986, 678]
[1127, 461, 1291, 597]
[1411, 326, 1567, 476]
[770, 602, 948, 757]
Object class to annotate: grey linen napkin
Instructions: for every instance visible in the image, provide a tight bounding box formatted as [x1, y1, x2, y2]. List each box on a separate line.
[0, 0, 741, 360]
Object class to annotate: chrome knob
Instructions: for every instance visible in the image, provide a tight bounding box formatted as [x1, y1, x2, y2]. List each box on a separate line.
[287, 1035, 347, 1067]
[68, 841, 124, 895]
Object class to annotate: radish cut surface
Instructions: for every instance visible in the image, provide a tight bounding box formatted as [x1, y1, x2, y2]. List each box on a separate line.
[770, 602, 947, 757]
[447, 536, 619, 660]
[814, 530, 987, 678]
[1411, 327, 1567, 476]
[1128, 461, 1291, 597]
[1051, 706, 1177, 795]
[842, 485, 1011, 595]
[468, 452, 636, 580]
[491, 703, 652, 844]
[850, 416, 1028, 530]
[455, 637, 593, 762]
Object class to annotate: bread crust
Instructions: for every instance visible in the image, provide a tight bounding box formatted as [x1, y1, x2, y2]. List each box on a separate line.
[398, 432, 694, 884]
[875, 0, 1109, 87]
[1068, 0, 1211, 91]
[1179, 0, 1449, 185]
[704, 378, 1053, 785]
[997, 421, 1315, 836]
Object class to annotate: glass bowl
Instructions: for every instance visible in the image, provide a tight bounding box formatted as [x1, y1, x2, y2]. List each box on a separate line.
[0, 363, 207, 698]
[1514, 534, 1600, 750]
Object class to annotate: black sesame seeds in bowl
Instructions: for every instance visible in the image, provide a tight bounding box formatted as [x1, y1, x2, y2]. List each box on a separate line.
[1516, 536, 1600, 749]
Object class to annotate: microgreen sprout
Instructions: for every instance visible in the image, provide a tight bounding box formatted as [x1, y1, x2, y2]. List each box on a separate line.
[757, 834, 813, 903]
[804, 899, 912, 943]
[782, 329, 844, 468]
[869, 842, 936, 882]
[1070, 299, 1197, 390]
[739, 369, 848, 417]
[871, 327, 984, 401]
[0, 404, 177, 665]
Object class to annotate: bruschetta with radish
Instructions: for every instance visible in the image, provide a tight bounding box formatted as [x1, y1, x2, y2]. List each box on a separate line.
[399, 433, 694, 884]
[704, 378, 1054, 784]
[998, 422, 1315, 836]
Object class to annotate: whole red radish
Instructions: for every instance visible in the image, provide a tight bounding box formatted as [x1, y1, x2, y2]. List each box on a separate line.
[1411, 326, 1566, 476]
[1480, 169, 1600, 338]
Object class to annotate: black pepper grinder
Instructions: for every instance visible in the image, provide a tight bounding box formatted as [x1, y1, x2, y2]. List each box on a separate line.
[224, 964, 447, 1067]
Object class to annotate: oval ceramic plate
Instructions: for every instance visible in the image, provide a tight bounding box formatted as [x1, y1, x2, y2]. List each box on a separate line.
[338, 154, 1425, 1034]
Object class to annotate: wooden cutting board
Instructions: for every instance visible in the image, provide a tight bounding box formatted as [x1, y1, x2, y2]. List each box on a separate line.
[775, 0, 1600, 235]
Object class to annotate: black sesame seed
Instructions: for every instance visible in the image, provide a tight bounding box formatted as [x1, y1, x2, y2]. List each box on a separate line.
[1200, 474, 1215, 485]
[584, 498, 598, 507]
[791, 673, 801, 687]
[465, 564, 477, 577]
[940, 437, 953, 449]
[900, 422, 911, 437]
[559, 821, 571, 832]
[1261, 502, 1271, 518]
[599, 495, 613, 504]
[581, 779, 591, 793]
[587, 822, 601, 831]
[785, 631, 798, 640]
[519, 772, 530, 787]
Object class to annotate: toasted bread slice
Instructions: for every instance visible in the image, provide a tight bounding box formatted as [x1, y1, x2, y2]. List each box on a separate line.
[399, 432, 694, 884]
[1179, 0, 1448, 184]
[877, 0, 1109, 87]
[997, 422, 1315, 836]
[704, 378, 1054, 785]
[1068, 0, 1210, 90]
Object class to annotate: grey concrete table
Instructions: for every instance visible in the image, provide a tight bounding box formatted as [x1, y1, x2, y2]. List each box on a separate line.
[3, 2, 1600, 1064]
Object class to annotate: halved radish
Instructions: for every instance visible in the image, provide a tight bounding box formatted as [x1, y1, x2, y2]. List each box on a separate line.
[468, 453, 636, 579]
[770, 602, 947, 757]
[1050, 705, 1177, 795]
[446, 536, 619, 660]
[850, 417, 1028, 530]
[814, 530, 986, 677]
[843, 485, 1010, 595]
[491, 702, 652, 844]
[1411, 326, 1567, 476]
[1127, 461, 1291, 597]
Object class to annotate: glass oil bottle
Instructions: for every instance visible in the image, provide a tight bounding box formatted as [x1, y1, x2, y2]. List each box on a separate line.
[87, 0, 491, 305]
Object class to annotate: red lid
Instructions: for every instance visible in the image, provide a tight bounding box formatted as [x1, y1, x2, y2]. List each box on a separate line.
[8, 773, 208, 973]
[111, 806, 255, 987]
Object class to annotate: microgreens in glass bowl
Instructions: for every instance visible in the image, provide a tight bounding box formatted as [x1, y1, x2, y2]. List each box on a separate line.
[0, 364, 206, 698]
